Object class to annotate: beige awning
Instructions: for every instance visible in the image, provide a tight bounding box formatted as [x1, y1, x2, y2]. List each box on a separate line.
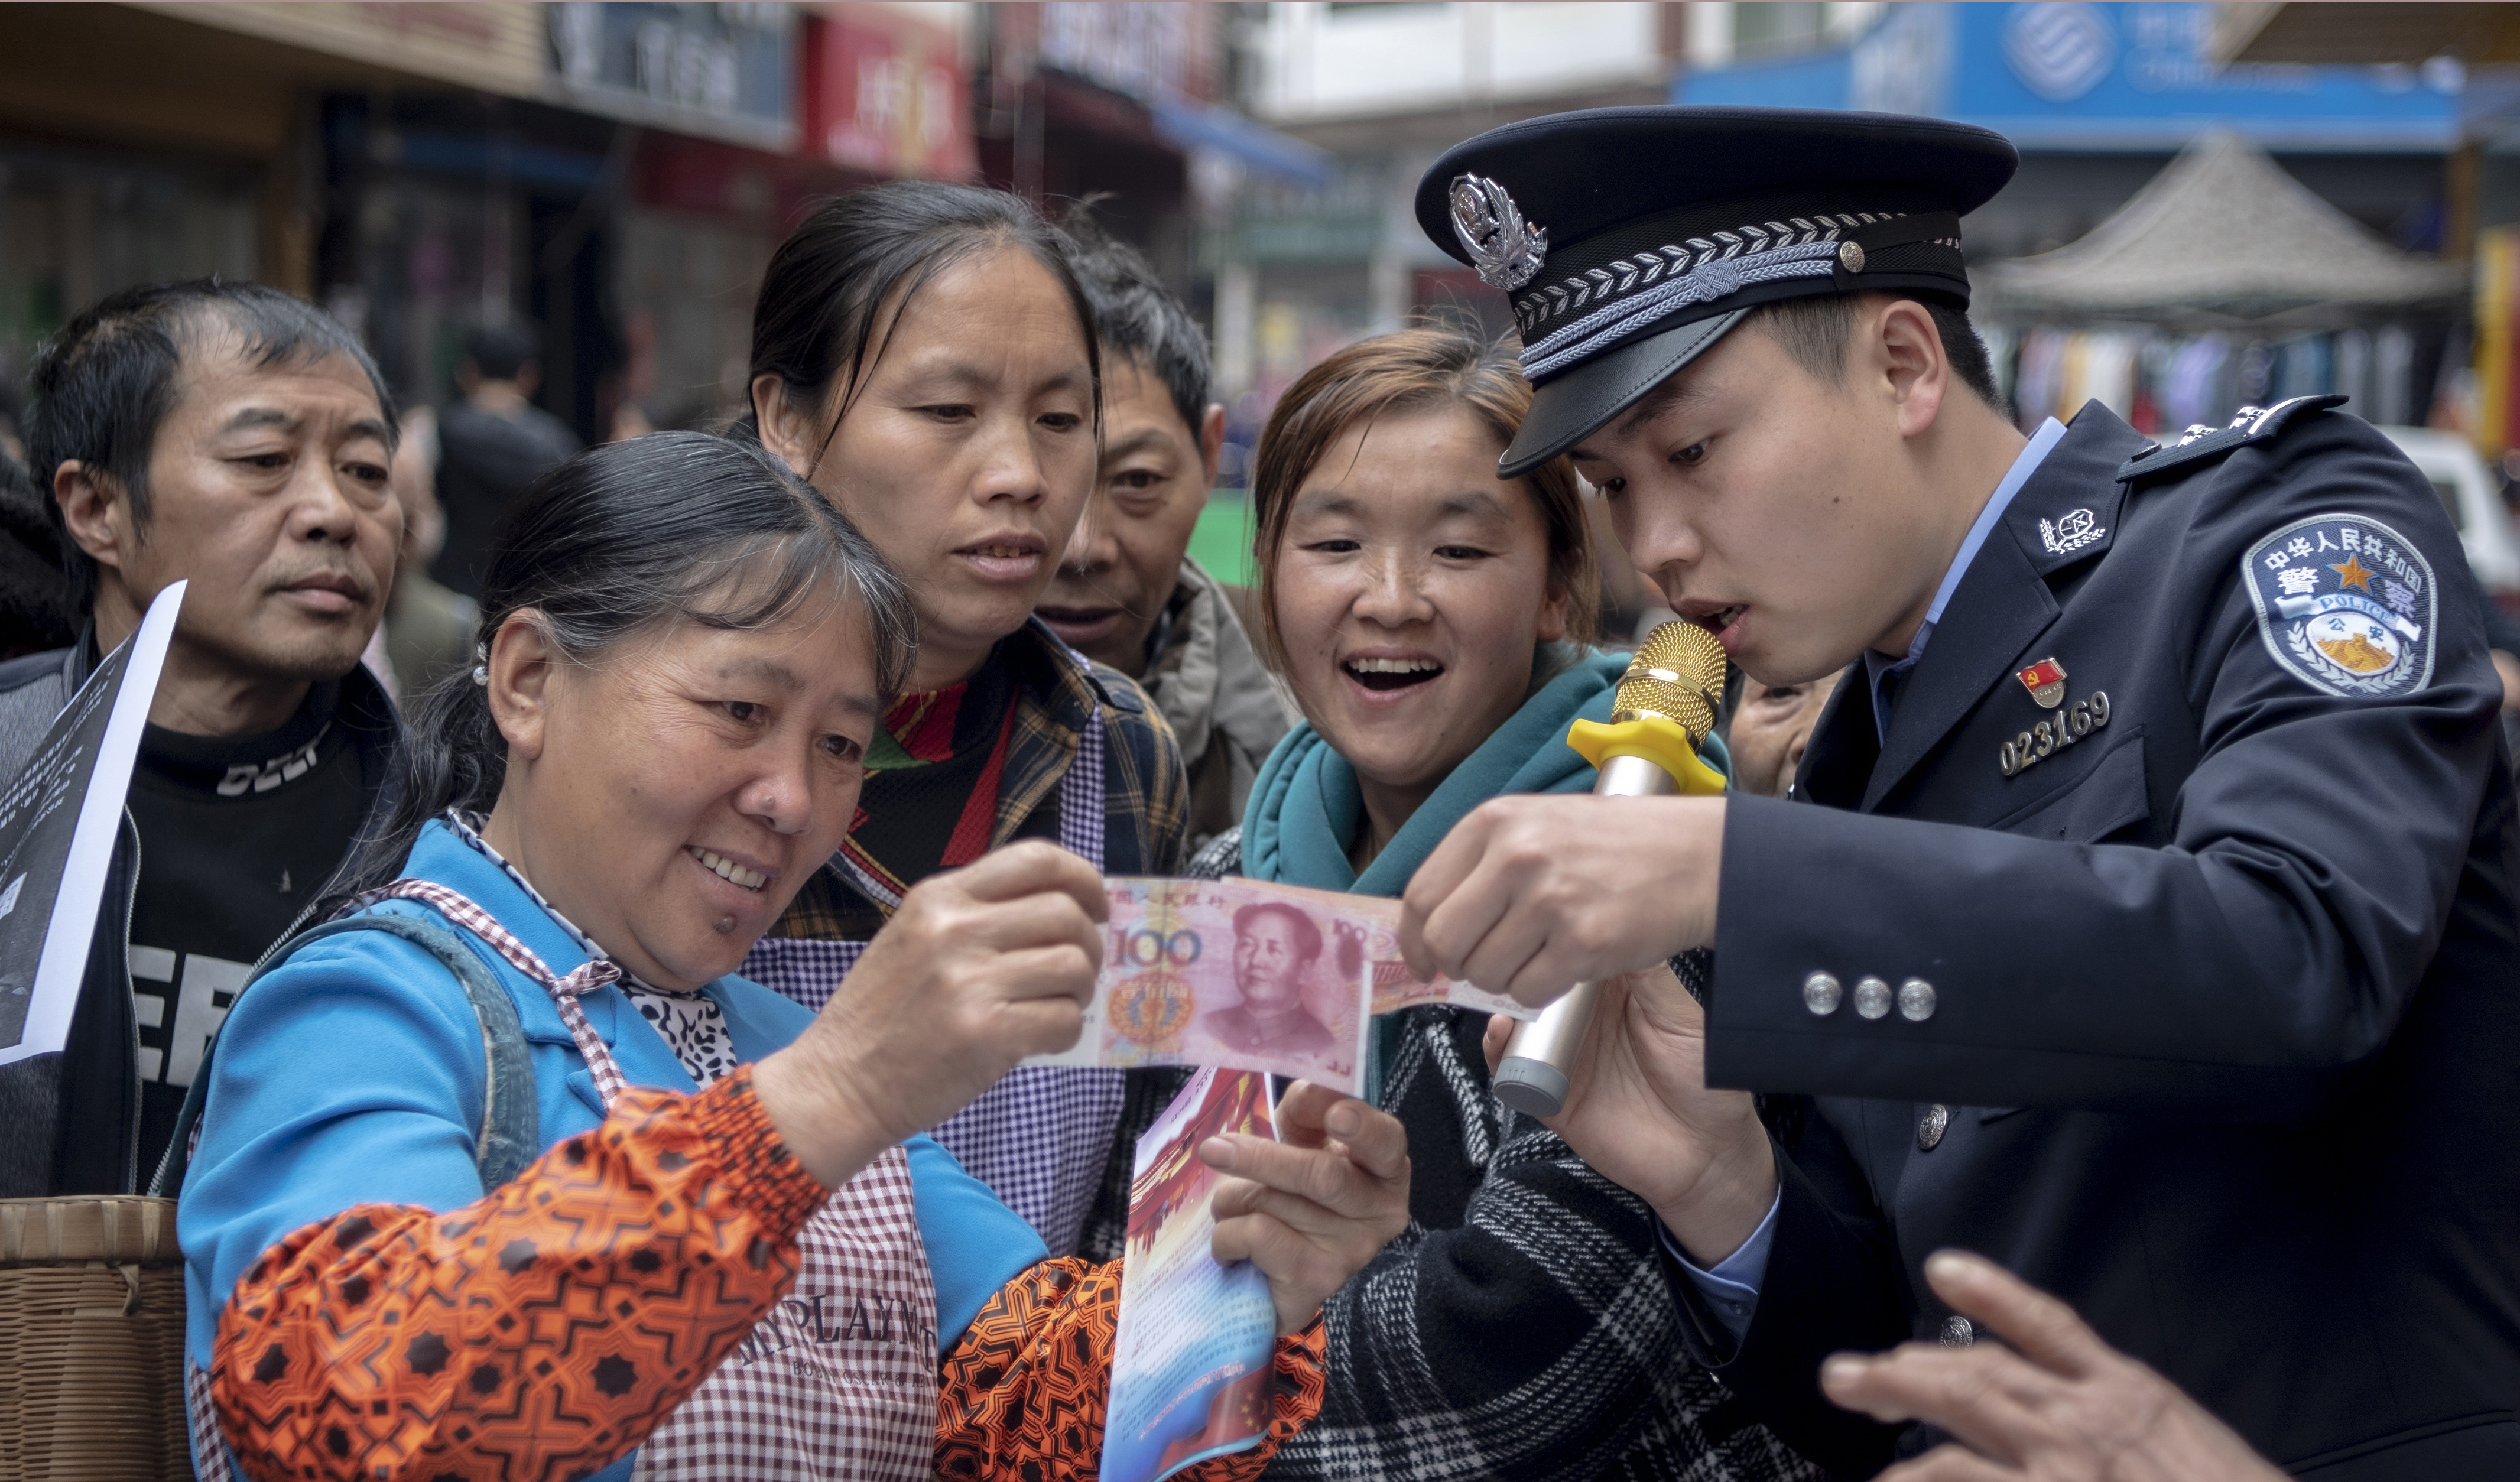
[1975, 129, 2465, 326]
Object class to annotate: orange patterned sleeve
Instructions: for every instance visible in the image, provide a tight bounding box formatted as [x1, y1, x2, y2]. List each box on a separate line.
[935, 1257, 1329, 1481]
[212, 1071, 827, 1482]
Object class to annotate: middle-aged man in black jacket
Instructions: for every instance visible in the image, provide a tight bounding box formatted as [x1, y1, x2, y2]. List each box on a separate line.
[1396, 106, 2520, 1480]
[0, 278, 403, 1199]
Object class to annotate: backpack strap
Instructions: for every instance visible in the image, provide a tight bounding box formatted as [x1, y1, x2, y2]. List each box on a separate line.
[151, 912, 540, 1197]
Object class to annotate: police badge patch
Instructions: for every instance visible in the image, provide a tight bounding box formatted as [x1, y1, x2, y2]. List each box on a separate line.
[2242, 513, 2437, 698]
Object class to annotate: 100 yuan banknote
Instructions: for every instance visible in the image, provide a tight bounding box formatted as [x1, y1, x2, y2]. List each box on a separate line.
[1024, 877, 1532, 1093]
[1329, 892, 1535, 1022]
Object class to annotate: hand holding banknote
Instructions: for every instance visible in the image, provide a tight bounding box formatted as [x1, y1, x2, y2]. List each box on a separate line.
[771, 841, 1106, 1172]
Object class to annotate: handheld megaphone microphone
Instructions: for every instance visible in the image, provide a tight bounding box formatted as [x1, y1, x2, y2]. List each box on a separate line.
[1491, 620, 1729, 1118]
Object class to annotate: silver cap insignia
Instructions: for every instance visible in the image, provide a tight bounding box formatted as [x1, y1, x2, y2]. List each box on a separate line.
[1449, 174, 1549, 292]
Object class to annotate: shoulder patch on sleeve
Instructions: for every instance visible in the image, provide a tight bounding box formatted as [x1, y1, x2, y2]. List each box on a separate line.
[2118, 394, 2349, 484]
[2242, 511, 2437, 697]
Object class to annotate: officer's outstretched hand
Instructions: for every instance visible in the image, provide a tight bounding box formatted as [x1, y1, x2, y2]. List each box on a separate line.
[1480, 961, 1775, 1266]
[1821, 1251, 2288, 1482]
[1403, 793, 1724, 1006]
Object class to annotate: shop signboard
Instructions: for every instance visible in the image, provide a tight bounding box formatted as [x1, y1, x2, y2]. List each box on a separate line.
[1681, 3, 2459, 151]
[1227, 162, 1385, 266]
[1038, 3, 1203, 106]
[549, 2, 797, 151]
[802, 9, 975, 180]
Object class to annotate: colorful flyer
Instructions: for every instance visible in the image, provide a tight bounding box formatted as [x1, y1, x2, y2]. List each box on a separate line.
[1100, 1067, 1280, 1482]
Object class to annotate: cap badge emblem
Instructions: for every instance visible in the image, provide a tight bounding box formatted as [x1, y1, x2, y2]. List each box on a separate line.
[2016, 658, 2067, 709]
[1449, 174, 1548, 292]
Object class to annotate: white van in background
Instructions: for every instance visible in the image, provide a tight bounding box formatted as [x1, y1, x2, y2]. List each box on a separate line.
[2378, 427, 2520, 597]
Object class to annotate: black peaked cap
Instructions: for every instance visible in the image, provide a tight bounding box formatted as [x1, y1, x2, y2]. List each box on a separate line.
[1416, 106, 2018, 476]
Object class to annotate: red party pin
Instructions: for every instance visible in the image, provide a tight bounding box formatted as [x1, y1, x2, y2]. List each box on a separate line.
[2016, 658, 2067, 709]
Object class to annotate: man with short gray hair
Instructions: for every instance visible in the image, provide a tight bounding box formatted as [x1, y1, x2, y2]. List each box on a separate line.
[0, 278, 404, 1197]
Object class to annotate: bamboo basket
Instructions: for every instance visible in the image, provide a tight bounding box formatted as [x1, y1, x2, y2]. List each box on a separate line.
[0, 1197, 194, 1480]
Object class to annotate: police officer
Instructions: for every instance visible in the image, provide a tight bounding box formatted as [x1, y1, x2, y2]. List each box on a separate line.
[1397, 106, 2520, 1478]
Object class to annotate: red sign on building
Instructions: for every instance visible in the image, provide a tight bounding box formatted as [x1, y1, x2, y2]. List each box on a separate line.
[802, 9, 975, 181]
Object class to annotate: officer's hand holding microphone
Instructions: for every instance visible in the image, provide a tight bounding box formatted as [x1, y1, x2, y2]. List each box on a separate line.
[1402, 620, 1779, 1270]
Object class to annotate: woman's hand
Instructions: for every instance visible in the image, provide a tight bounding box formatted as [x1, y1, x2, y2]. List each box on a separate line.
[1482, 961, 1774, 1266]
[1201, 1081, 1411, 1335]
[754, 841, 1106, 1186]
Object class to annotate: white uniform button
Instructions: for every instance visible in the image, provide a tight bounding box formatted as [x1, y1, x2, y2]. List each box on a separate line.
[1898, 977, 1937, 1022]
[1940, 1315, 1974, 1347]
[1853, 976, 1892, 1019]
[1917, 1103, 1949, 1150]
[1802, 972, 1843, 1016]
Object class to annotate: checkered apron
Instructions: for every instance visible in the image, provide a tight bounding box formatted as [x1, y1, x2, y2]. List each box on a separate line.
[352, 880, 940, 1482]
[741, 664, 1126, 1256]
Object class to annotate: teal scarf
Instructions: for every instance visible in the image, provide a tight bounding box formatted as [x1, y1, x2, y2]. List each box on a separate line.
[1240, 646, 1731, 1100]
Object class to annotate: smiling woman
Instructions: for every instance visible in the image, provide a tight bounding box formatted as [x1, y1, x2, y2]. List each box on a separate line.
[174, 432, 1408, 1482]
[735, 183, 1192, 1258]
[1183, 327, 1810, 1482]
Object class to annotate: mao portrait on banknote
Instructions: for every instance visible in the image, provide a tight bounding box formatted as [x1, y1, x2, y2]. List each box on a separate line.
[1102, 879, 1366, 1089]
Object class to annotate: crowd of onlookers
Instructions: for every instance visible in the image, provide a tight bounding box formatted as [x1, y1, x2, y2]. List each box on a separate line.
[0, 181, 2292, 1482]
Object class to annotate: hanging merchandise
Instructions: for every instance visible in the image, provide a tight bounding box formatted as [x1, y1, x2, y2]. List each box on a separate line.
[1978, 323, 2019, 410]
[2013, 327, 2066, 430]
[2271, 334, 2333, 405]
[2080, 332, 2140, 424]
[2161, 336, 2229, 433]
[1995, 321, 2432, 438]
[2056, 333, 2090, 422]
[2334, 329, 2372, 420]
[2376, 326, 2416, 427]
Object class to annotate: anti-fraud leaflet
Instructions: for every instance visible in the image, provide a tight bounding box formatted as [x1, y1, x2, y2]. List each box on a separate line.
[0, 581, 185, 1066]
[1022, 877, 1533, 1095]
[1100, 1067, 1278, 1482]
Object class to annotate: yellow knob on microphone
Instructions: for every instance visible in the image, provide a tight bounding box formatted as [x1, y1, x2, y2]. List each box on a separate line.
[1565, 713, 1728, 797]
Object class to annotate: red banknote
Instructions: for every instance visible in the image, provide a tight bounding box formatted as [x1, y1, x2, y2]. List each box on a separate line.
[1023, 878, 1532, 1094]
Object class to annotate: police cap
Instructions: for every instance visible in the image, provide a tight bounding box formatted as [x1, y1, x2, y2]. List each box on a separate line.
[1415, 106, 2018, 477]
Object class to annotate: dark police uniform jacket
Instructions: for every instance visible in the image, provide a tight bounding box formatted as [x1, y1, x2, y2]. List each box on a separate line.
[1683, 399, 2520, 1480]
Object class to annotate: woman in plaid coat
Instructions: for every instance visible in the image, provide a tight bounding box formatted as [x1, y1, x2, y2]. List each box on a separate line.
[1183, 329, 1820, 1482]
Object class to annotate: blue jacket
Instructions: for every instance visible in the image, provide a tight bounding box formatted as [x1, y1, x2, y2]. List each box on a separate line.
[180, 820, 1048, 1478]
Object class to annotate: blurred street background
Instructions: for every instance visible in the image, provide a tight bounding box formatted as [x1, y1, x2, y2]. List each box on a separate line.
[4, 2, 2519, 613]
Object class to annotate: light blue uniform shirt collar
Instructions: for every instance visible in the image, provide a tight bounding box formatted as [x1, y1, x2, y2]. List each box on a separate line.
[1866, 417, 2069, 739]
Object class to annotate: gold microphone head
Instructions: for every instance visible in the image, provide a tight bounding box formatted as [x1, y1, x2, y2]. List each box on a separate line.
[1613, 620, 1728, 744]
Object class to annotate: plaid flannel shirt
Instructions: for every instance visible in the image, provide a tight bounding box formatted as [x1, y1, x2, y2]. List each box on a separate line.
[772, 618, 1188, 940]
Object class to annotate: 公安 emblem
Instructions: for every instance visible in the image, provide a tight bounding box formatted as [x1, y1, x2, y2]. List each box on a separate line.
[2016, 658, 2067, 709]
[2242, 514, 2435, 698]
[2039, 507, 2106, 557]
[1449, 174, 1549, 292]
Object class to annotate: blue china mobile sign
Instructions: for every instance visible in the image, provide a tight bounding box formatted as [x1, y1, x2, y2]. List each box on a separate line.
[1681, 4, 2460, 151]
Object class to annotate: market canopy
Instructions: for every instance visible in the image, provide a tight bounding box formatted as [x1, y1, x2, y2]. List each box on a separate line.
[1974, 129, 2466, 324]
